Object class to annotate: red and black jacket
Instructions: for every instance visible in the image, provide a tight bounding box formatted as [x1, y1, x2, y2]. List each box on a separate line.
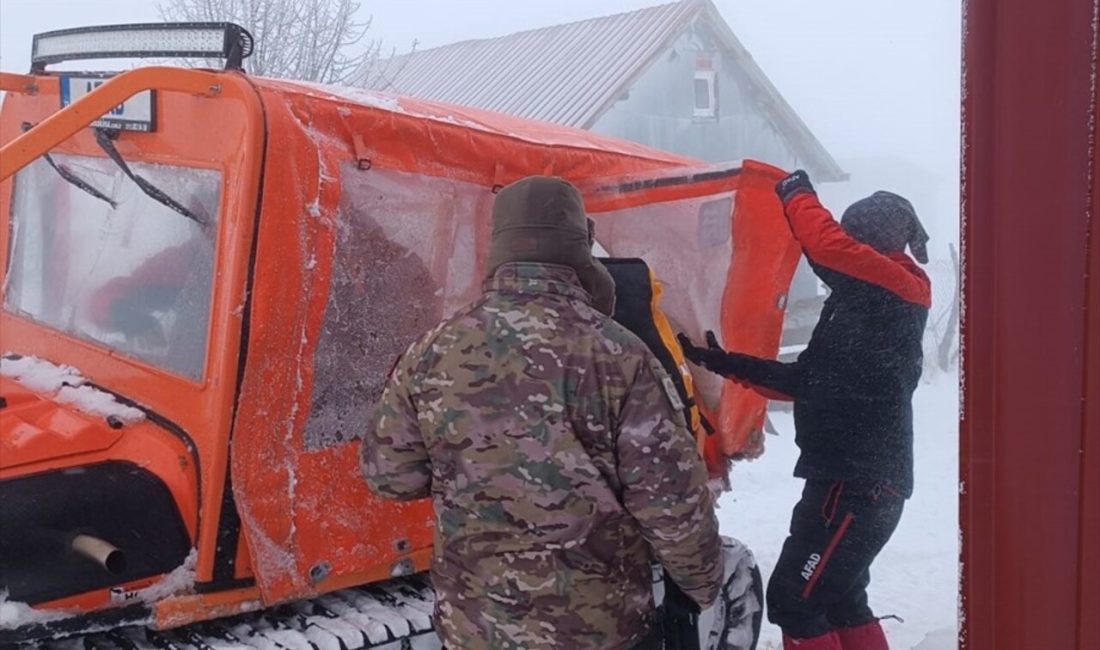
[727, 192, 931, 496]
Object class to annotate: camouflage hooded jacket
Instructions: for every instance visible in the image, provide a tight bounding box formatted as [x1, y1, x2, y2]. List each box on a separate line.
[362, 262, 723, 650]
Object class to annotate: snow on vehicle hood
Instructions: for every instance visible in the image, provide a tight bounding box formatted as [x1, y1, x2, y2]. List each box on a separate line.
[0, 355, 145, 424]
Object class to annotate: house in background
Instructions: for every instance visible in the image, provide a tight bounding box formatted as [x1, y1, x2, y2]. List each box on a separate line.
[360, 0, 846, 346]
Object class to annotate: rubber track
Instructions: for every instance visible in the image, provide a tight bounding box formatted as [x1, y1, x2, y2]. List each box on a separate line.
[11, 576, 439, 650]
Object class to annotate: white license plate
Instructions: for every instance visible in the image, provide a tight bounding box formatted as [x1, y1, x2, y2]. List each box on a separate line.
[60, 75, 156, 132]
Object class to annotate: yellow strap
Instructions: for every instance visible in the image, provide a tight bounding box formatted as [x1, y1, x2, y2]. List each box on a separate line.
[647, 270, 702, 439]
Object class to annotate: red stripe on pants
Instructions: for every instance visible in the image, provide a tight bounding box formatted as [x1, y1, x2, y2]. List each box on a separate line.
[802, 511, 855, 599]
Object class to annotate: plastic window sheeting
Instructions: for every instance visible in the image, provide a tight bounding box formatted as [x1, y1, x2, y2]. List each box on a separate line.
[4, 154, 221, 380]
[304, 166, 493, 449]
[590, 192, 736, 412]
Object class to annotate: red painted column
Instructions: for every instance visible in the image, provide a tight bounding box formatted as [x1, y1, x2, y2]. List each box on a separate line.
[962, 1, 1098, 648]
[1078, 12, 1100, 648]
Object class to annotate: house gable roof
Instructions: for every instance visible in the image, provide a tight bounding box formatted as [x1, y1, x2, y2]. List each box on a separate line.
[362, 0, 846, 181]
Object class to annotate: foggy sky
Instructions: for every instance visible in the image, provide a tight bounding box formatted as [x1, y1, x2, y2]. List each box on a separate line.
[0, 0, 961, 244]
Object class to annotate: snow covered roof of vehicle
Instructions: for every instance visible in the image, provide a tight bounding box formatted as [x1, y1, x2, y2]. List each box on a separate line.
[255, 77, 699, 171]
[354, 0, 845, 182]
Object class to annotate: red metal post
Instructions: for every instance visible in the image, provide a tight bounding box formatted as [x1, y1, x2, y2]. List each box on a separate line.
[962, 1, 1099, 648]
[1078, 9, 1100, 646]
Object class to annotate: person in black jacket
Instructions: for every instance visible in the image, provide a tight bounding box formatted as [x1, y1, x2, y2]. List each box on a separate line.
[678, 170, 931, 650]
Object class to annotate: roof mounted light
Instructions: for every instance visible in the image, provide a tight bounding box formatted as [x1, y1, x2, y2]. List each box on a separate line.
[31, 22, 254, 72]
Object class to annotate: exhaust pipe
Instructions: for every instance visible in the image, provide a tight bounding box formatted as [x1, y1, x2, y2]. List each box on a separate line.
[71, 534, 127, 574]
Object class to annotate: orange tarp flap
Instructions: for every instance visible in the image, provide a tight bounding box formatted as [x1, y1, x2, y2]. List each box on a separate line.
[583, 160, 800, 475]
[718, 161, 802, 461]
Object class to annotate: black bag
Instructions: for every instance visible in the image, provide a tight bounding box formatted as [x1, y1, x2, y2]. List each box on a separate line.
[660, 570, 701, 650]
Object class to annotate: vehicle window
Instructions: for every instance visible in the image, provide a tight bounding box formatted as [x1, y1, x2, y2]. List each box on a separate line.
[303, 165, 491, 449]
[4, 154, 221, 380]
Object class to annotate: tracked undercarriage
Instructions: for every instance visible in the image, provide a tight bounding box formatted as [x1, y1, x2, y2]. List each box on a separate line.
[5, 576, 439, 650]
[5, 539, 763, 650]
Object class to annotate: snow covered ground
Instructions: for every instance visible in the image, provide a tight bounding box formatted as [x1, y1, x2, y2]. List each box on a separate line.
[718, 369, 959, 650]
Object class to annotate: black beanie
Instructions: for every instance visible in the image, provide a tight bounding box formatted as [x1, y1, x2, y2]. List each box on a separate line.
[840, 191, 929, 264]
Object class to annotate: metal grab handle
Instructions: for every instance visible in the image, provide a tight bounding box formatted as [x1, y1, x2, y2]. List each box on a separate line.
[0, 66, 222, 182]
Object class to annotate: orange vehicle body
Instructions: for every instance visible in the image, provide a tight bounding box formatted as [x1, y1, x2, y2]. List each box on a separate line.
[0, 65, 799, 635]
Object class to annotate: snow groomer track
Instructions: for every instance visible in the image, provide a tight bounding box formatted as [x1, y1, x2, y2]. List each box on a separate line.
[11, 577, 440, 650]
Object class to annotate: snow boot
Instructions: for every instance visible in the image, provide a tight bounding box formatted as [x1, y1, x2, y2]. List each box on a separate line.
[835, 621, 889, 650]
[782, 631, 843, 650]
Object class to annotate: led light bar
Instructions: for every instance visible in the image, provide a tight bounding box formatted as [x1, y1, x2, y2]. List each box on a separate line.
[31, 22, 253, 71]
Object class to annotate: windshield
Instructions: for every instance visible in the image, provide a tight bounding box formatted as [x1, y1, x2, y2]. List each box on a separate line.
[4, 154, 221, 380]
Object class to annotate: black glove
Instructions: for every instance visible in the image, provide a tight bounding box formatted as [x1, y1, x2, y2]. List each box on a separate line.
[677, 331, 748, 379]
[775, 170, 815, 204]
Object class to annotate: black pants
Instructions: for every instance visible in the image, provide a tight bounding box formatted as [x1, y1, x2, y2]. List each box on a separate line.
[766, 479, 905, 639]
[628, 624, 664, 649]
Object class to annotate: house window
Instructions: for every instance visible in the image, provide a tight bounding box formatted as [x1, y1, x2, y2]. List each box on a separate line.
[694, 69, 718, 119]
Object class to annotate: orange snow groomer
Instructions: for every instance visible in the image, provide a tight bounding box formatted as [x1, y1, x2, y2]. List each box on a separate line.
[0, 22, 798, 645]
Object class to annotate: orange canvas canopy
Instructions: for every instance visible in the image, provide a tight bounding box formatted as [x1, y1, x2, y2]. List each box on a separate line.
[223, 78, 801, 600]
[241, 77, 797, 483]
[0, 68, 800, 610]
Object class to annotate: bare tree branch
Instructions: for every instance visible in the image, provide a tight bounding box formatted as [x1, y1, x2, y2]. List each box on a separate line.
[156, 0, 399, 84]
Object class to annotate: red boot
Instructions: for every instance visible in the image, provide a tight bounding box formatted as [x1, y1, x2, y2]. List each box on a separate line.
[783, 631, 843, 650]
[835, 620, 889, 650]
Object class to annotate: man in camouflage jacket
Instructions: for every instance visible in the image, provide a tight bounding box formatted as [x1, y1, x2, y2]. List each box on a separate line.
[362, 176, 724, 649]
